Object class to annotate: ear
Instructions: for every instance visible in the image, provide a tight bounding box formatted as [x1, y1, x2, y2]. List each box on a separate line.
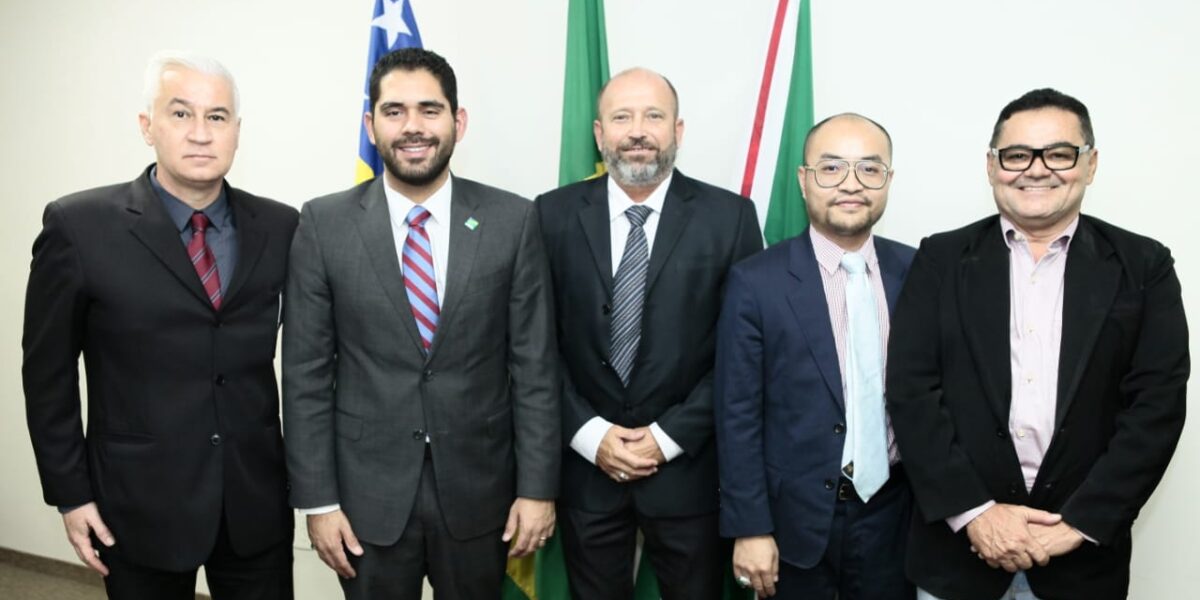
[796, 166, 808, 200]
[363, 111, 376, 146]
[138, 112, 153, 146]
[1084, 148, 1098, 184]
[454, 107, 468, 142]
[593, 119, 603, 151]
[674, 117, 685, 147]
[985, 150, 998, 183]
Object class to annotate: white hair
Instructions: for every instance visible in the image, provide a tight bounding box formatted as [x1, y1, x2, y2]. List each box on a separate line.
[142, 50, 240, 115]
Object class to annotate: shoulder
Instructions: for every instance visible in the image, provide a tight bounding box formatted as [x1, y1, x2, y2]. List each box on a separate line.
[454, 176, 531, 213]
[1079, 214, 1175, 277]
[874, 235, 917, 265]
[228, 185, 298, 226]
[673, 171, 750, 211]
[731, 235, 795, 278]
[300, 179, 376, 217]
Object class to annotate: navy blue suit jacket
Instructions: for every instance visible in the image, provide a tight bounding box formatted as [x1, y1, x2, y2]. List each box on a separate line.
[715, 229, 914, 568]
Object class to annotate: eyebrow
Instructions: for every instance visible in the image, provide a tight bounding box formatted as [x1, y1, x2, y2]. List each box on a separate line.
[166, 98, 231, 115]
[379, 99, 447, 111]
[998, 140, 1081, 149]
[819, 152, 885, 161]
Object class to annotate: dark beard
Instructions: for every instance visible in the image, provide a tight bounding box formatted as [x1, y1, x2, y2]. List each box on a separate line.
[377, 134, 454, 187]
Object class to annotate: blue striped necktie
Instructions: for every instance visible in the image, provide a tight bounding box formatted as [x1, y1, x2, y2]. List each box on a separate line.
[402, 206, 439, 352]
[841, 251, 888, 501]
[610, 204, 652, 386]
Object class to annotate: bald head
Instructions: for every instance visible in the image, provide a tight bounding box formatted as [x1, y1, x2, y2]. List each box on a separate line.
[596, 67, 679, 120]
[803, 112, 892, 165]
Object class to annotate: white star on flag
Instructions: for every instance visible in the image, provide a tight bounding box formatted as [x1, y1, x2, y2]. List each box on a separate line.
[371, 0, 412, 49]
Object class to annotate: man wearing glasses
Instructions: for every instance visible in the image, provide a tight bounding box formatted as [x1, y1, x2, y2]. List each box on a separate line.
[888, 89, 1188, 600]
[715, 113, 915, 598]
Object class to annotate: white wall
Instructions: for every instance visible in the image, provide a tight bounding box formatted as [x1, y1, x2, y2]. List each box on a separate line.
[0, 1, 1195, 598]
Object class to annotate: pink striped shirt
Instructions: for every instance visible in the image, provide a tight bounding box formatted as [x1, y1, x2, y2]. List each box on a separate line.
[809, 228, 899, 464]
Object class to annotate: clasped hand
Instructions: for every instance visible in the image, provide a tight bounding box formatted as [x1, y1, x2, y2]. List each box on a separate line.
[596, 425, 664, 482]
[966, 503, 1084, 572]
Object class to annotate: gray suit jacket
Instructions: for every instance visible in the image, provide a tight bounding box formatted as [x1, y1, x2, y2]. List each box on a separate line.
[283, 175, 559, 544]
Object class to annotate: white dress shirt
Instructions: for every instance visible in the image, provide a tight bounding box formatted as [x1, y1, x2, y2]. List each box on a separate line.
[569, 173, 686, 465]
[299, 176, 454, 516]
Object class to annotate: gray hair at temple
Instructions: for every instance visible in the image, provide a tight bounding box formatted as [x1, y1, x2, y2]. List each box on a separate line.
[142, 50, 240, 115]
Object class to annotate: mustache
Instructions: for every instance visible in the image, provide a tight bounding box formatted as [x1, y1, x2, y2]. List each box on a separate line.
[619, 137, 658, 152]
[392, 134, 438, 149]
[828, 197, 872, 206]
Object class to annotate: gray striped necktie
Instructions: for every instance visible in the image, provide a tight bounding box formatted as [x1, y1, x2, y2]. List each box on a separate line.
[610, 204, 653, 386]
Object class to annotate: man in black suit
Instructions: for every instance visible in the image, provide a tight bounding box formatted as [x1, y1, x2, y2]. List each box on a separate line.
[23, 52, 296, 599]
[887, 88, 1188, 600]
[536, 67, 763, 600]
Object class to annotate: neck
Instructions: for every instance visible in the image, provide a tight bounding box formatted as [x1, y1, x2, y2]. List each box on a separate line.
[155, 172, 221, 211]
[384, 168, 449, 204]
[815, 225, 871, 252]
[615, 179, 665, 204]
[1008, 212, 1077, 261]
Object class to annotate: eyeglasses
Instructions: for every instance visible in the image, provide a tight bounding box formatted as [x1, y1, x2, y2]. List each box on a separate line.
[801, 159, 892, 190]
[990, 144, 1092, 172]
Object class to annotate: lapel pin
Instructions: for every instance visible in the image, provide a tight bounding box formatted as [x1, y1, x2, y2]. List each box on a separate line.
[464, 217, 479, 231]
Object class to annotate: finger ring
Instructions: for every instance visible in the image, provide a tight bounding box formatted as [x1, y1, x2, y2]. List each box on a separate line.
[539, 537, 548, 542]
[736, 575, 751, 588]
[618, 471, 628, 481]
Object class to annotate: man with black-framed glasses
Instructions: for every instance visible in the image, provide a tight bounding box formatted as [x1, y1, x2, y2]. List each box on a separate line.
[716, 112, 916, 599]
[888, 88, 1188, 600]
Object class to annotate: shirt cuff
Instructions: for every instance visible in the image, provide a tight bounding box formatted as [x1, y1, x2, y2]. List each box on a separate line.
[570, 417, 612, 464]
[298, 504, 340, 516]
[946, 500, 996, 533]
[1072, 526, 1098, 545]
[648, 422, 684, 462]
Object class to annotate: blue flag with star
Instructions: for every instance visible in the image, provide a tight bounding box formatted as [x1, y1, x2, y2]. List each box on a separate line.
[356, 0, 423, 183]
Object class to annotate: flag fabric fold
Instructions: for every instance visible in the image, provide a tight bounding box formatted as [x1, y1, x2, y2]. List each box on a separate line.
[356, 0, 424, 183]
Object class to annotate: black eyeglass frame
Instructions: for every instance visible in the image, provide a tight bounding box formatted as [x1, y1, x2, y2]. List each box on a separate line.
[799, 159, 893, 190]
[989, 144, 1093, 172]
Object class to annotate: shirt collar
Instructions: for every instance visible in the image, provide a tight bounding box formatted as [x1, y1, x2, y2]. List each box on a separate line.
[384, 173, 453, 229]
[809, 226, 879, 275]
[999, 214, 1078, 253]
[607, 171, 674, 222]
[149, 165, 231, 233]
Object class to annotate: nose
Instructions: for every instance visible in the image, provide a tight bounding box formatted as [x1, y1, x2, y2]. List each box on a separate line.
[187, 118, 213, 144]
[838, 169, 865, 193]
[1024, 153, 1053, 177]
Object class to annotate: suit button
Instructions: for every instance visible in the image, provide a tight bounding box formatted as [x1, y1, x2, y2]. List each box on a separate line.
[833, 423, 846, 435]
[423, 370, 434, 381]
[212, 320, 223, 329]
[210, 434, 222, 446]
[824, 479, 835, 490]
[602, 303, 612, 315]
[995, 428, 1006, 438]
[214, 374, 226, 386]
[412, 429, 425, 441]
[1058, 426, 1068, 435]
[600, 360, 610, 368]
[1008, 484, 1020, 497]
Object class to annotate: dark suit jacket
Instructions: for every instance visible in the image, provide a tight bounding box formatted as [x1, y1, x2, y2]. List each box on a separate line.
[23, 165, 298, 571]
[535, 171, 762, 517]
[715, 230, 914, 568]
[283, 175, 558, 544]
[886, 215, 1188, 600]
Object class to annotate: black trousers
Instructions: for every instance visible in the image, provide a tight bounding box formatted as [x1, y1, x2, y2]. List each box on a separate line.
[560, 497, 728, 600]
[100, 515, 293, 600]
[774, 466, 914, 600]
[340, 452, 509, 600]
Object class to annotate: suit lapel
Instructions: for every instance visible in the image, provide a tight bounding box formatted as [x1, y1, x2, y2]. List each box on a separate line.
[1055, 219, 1120, 428]
[126, 172, 217, 309]
[578, 178, 613, 295]
[220, 187, 266, 309]
[645, 173, 694, 294]
[957, 219, 1013, 424]
[354, 178, 426, 356]
[785, 233, 845, 410]
[428, 177, 482, 360]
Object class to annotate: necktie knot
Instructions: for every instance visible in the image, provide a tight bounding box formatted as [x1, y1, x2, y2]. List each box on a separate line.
[625, 205, 652, 228]
[190, 212, 211, 234]
[406, 206, 432, 229]
[841, 252, 868, 275]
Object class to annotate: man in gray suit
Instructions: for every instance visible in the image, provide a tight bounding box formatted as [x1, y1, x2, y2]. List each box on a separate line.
[282, 48, 559, 599]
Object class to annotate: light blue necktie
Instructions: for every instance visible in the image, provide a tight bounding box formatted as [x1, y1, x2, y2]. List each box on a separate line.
[841, 252, 889, 501]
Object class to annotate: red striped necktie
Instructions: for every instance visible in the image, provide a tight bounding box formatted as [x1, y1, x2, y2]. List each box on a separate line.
[402, 206, 439, 352]
[188, 212, 223, 309]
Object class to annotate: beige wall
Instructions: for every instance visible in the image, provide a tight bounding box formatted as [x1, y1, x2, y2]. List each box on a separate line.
[0, 1, 1196, 597]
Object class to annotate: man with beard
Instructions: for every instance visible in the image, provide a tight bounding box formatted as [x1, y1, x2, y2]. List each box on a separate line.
[715, 113, 915, 599]
[888, 89, 1187, 600]
[535, 67, 762, 600]
[282, 48, 559, 599]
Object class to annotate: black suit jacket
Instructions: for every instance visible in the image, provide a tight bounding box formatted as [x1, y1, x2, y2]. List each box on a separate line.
[886, 215, 1188, 600]
[23, 165, 298, 571]
[536, 171, 762, 517]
